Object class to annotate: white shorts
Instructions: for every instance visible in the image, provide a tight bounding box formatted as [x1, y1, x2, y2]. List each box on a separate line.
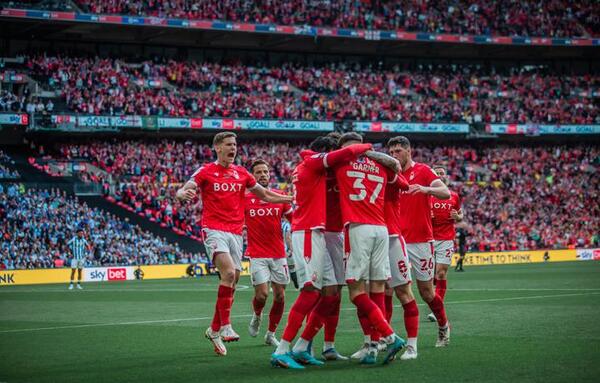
[291, 229, 337, 290]
[434, 240, 455, 266]
[388, 235, 412, 287]
[203, 228, 243, 271]
[324, 231, 345, 285]
[70, 258, 85, 269]
[345, 224, 390, 283]
[249, 257, 290, 286]
[405, 242, 435, 281]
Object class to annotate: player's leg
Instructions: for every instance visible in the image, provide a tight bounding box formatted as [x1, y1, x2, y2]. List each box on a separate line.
[203, 229, 239, 355]
[348, 225, 404, 365]
[429, 240, 452, 322]
[411, 242, 450, 347]
[271, 230, 322, 369]
[265, 258, 288, 346]
[249, 258, 270, 337]
[384, 285, 394, 324]
[389, 236, 419, 359]
[69, 260, 76, 289]
[321, 232, 346, 360]
[265, 281, 286, 346]
[77, 265, 83, 289]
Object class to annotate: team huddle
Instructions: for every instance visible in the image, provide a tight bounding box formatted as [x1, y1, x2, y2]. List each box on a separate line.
[176, 131, 463, 368]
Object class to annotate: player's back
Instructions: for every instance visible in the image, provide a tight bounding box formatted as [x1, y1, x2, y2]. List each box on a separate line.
[335, 155, 392, 226]
[291, 150, 327, 232]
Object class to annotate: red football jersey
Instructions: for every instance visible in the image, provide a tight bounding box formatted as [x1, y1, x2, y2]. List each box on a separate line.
[399, 162, 439, 243]
[191, 162, 256, 235]
[334, 155, 396, 226]
[384, 180, 402, 236]
[245, 191, 292, 259]
[325, 171, 343, 232]
[432, 191, 461, 241]
[291, 150, 328, 231]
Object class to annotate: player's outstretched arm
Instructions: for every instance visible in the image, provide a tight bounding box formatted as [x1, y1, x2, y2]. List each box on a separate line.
[251, 184, 293, 204]
[324, 143, 373, 168]
[176, 181, 198, 202]
[407, 179, 450, 199]
[364, 150, 400, 173]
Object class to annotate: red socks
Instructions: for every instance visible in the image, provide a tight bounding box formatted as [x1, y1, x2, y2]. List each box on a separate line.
[427, 295, 448, 327]
[268, 298, 285, 332]
[369, 292, 386, 342]
[252, 297, 266, 316]
[324, 294, 341, 343]
[210, 302, 221, 332]
[357, 306, 372, 337]
[435, 278, 447, 300]
[281, 290, 320, 342]
[385, 294, 394, 324]
[215, 285, 234, 329]
[352, 293, 393, 338]
[402, 299, 419, 338]
[300, 295, 338, 341]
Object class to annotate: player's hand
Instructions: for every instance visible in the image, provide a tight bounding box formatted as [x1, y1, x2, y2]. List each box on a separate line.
[451, 210, 460, 221]
[177, 188, 196, 202]
[408, 184, 428, 195]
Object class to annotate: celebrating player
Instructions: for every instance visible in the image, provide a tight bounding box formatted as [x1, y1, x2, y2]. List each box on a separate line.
[270, 135, 372, 369]
[245, 159, 293, 346]
[330, 132, 409, 365]
[176, 132, 292, 357]
[388, 136, 452, 357]
[427, 165, 463, 322]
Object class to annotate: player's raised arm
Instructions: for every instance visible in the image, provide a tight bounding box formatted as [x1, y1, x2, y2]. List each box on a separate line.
[176, 180, 198, 202]
[324, 142, 373, 168]
[250, 184, 293, 204]
[365, 150, 401, 173]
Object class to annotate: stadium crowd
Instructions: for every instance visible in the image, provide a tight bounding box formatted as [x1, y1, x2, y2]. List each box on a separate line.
[0, 150, 20, 179]
[74, 0, 599, 37]
[0, 183, 207, 270]
[27, 56, 599, 124]
[42, 140, 600, 253]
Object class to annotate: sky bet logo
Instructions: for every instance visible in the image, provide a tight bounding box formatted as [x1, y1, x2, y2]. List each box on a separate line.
[89, 268, 127, 281]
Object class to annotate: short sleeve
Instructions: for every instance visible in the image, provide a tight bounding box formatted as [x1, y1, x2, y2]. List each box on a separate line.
[423, 165, 439, 186]
[305, 153, 327, 172]
[190, 166, 205, 186]
[243, 167, 257, 189]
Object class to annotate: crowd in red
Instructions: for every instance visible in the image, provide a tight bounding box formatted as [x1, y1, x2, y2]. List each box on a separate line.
[27, 56, 599, 124]
[75, 0, 599, 37]
[45, 140, 600, 252]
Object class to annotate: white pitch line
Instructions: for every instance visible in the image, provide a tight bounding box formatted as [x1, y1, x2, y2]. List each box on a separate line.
[1, 291, 599, 335]
[1, 287, 598, 294]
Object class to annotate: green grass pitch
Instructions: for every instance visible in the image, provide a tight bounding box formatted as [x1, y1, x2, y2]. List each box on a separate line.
[1, 261, 599, 383]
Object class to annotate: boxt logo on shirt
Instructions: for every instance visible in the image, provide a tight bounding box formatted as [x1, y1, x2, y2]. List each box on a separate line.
[213, 182, 243, 192]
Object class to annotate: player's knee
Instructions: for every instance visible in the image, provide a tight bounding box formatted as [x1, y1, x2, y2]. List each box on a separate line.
[220, 269, 236, 284]
[419, 284, 435, 302]
[436, 269, 447, 280]
[256, 290, 268, 303]
[273, 290, 285, 302]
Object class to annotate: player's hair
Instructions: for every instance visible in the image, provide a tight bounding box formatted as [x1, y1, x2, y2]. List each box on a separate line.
[250, 159, 269, 172]
[338, 132, 363, 147]
[309, 136, 337, 152]
[432, 164, 447, 172]
[326, 132, 342, 148]
[387, 136, 411, 148]
[213, 132, 237, 146]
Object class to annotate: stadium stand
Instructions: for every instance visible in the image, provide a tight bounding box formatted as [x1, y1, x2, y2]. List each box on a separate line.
[34, 140, 600, 252]
[0, 150, 20, 179]
[0, 183, 207, 270]
[26, 56, 599, 124]
[73, 0, 599, 37]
